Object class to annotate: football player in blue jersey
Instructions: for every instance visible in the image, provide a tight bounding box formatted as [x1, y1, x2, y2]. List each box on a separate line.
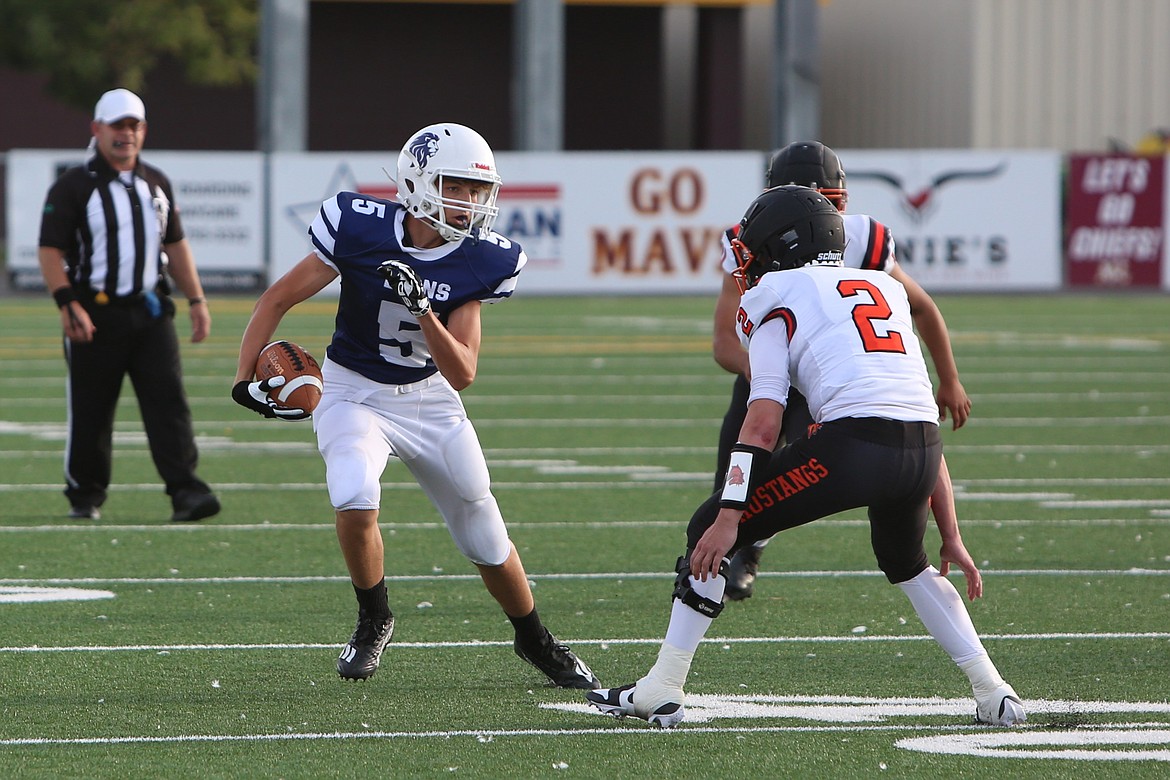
[232, 123, 599, 689]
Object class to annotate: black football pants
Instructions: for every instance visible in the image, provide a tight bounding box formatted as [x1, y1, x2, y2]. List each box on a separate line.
[690, 417, 942, 584]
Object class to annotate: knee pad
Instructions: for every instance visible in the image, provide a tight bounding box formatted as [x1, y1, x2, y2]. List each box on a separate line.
[445, 494, 511, 566]
[316, 402, 386, 510]
[671, 554, 729, 618]
[324, 444, 382, 510]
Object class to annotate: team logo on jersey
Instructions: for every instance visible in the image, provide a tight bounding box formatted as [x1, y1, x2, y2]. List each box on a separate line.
[408, 132, 441, 169]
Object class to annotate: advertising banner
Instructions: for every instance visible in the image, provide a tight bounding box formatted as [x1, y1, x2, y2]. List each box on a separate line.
[5, 150, 265, 291]
[9, 147, 1086, 296]
[1065, 154, 1165, 288]
[268, 151, 763, 295]
[838, 150, 1063, 292]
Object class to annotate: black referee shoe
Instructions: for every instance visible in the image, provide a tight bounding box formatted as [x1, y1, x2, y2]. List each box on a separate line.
[68, 505, 101, 520]
[171, 491, 221, 523]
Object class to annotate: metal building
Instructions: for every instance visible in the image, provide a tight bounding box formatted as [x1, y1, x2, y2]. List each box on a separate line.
[819, 0, 1170, 151]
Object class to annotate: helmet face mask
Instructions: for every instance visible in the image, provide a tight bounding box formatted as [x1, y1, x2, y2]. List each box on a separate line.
[395, 123, 502, 242]
[766, 141, 848, 211]
[732, 185, 846, 294]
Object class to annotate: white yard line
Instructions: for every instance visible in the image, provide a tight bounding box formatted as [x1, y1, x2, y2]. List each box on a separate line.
[2, 631, 1168, 655]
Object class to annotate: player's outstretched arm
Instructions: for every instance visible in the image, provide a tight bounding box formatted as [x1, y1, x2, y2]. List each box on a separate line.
[891, 264, 971, 429]
[930, 455, 982, 600]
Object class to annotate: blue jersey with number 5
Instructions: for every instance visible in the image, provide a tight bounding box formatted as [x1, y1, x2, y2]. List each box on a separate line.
[308, 191, 526, 385]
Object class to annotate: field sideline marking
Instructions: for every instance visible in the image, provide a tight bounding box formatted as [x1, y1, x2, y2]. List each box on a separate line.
[5, 482, 1170, 505]
[0, 721, 1103, 748]
[1, 566, 1167, 587]
[3, 414, 1170, 429]
[4, 518, 1170, 533]
[4, 389, 1168, 406]
[1, 711, 1169, 762]
[2, 632, 1168, 654]
[4, 441, 1170, 459]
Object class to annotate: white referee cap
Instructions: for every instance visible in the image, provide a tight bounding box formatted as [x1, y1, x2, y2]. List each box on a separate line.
[94, 89, 146, 124]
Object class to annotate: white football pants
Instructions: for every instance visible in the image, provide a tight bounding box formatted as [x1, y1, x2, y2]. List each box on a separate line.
[314, 358, 512, 566]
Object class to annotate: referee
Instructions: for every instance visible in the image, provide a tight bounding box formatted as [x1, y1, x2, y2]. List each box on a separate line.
[37, 88, 220, 523]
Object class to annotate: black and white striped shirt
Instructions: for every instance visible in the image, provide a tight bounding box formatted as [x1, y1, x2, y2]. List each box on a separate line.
[39, 151, 184, 299]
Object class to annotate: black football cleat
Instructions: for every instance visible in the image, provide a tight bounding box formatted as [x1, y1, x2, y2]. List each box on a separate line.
[724, 544, 763, 601]
[337, 610, 395, 680]
[514, 630, 600, 689]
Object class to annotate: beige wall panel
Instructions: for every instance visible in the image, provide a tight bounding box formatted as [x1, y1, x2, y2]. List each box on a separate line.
[820, 0, 973, 149]
[824, 0, 1170, 151]
[973, 0, 1170, 150]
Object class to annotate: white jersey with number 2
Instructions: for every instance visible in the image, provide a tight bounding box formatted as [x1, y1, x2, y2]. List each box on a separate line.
[736, 265, 938, 425]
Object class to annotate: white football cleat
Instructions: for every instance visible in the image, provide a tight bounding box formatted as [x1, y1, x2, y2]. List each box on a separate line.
[585, 682, 685, 729]
[975, 682, 1026, 726]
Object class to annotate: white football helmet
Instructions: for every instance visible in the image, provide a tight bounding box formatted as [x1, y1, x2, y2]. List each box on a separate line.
[394, 123, 502, 242]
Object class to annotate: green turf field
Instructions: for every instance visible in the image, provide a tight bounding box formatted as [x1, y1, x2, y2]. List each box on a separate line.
[1, 292, 1168, 778]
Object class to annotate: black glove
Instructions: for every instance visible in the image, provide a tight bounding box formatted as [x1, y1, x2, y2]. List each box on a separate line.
[378, 259, 431, 317]
[232, 377, 312, 421]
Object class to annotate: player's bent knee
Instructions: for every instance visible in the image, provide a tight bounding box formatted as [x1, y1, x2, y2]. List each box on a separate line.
[447, 496, 511, 566]
[877, 555, 930, 585]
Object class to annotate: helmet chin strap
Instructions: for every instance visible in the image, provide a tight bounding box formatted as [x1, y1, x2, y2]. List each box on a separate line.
[421, 207, 474, 244]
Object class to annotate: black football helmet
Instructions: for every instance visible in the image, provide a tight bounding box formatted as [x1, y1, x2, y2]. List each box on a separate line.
[731, 185, 845, 293]
[766, 141, 847, 210]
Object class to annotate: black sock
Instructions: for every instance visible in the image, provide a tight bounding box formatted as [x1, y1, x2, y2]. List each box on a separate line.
[508, 607, 546, 645]
[353, 578, 390, 620]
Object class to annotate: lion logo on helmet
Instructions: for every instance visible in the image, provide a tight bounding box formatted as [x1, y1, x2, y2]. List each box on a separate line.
[408, 132, 441, 170]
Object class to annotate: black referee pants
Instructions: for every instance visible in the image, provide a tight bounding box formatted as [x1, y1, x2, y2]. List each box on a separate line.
[690, 417, 942, 585]
[62, 299, 209, 509]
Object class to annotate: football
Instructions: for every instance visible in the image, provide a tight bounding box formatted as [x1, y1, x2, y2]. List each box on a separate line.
[254, 340, 323, 414]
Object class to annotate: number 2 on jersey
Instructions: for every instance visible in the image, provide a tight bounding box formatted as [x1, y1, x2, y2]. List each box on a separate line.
[836, 279, 907, 354]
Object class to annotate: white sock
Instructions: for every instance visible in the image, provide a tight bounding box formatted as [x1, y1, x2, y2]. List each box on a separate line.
[635, 566, 726, 710]
[897, 566, 987, 665]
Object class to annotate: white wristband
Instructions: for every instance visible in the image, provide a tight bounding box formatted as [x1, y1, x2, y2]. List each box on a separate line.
[719, 444, 770, 509]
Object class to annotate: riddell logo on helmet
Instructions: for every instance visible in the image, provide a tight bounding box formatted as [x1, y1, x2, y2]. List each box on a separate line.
[471, 162, 493, 172]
